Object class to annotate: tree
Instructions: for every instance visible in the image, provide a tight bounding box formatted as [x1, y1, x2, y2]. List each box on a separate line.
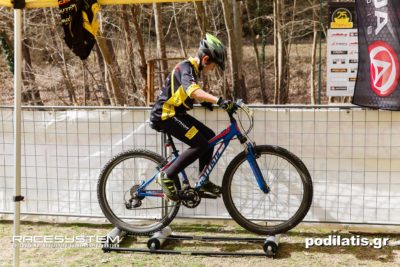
[93, 42, 111, 105]
[172, 3, 187, 58]
[96, 12, 126, 106]
[22, 38, 43, 105]
[46, 9, 77, 105]
[194, 1, 208, 36]
[153, 3, 168, 85]
[221, 0, 247, 102]
[273, 0, 290, 104]
[0, 2, 329, 106]
[130, 4, 148, 101]
[121, 5, 139, 104]
[244, 0, 267, 103]
[309, 0, 318, 104]
[0, 30, 13, 73]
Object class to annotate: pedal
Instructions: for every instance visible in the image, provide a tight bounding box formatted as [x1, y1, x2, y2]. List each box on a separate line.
[198, 191, 219, 199]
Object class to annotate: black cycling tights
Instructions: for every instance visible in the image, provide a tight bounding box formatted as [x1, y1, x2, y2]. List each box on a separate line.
[152, 114, 215, 179]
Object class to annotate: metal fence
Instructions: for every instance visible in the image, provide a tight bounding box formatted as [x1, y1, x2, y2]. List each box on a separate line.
[0, 105, 399, 225]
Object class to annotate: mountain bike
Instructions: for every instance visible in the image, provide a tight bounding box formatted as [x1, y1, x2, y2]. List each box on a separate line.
[97, 100, 313, 235]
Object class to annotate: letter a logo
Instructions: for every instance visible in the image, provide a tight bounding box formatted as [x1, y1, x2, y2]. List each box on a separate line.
[369, 41, 400, 96]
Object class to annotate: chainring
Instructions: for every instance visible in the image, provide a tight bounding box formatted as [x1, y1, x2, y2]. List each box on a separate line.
[180, 188, 201, 208]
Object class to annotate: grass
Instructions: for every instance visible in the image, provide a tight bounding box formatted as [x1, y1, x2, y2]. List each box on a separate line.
[1, 220, 399, 267]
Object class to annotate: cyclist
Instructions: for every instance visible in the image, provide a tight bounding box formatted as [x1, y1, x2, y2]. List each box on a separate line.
[149, 33, 234, 201]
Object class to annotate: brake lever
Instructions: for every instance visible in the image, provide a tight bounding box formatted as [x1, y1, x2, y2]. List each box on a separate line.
[236, 100, 253, 117]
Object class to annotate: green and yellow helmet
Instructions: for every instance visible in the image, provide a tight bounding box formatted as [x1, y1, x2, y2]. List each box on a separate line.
[198, 33, 227, 71]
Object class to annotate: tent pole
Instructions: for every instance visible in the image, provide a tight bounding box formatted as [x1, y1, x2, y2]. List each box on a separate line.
[13, 8, 23, 267]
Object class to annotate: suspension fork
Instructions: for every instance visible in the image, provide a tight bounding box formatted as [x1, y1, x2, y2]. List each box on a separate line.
[245, 143, 270, 193]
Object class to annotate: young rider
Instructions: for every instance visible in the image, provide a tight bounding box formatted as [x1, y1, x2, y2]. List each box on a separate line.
[150, 33, 234, 201]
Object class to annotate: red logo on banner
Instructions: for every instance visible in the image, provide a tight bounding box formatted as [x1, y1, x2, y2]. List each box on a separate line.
[368, 41, 400, 96]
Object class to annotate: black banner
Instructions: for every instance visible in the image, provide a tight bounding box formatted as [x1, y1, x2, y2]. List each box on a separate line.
[58, 0, 99, 60]
[353, 0, 400, 110]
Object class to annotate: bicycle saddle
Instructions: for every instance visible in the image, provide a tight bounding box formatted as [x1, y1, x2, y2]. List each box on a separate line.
[149, 121, 165, 133]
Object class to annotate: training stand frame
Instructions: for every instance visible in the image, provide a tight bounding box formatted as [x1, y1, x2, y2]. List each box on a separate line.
[102, 226, 280, 257]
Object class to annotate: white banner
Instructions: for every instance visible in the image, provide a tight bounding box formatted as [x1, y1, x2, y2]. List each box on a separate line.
[0, 107, 399, 225]
[327, 29, 359, 96]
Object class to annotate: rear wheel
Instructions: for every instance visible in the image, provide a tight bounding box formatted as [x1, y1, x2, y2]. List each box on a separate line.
[97, 149, 180, 235]
[222, 145, 313, 235]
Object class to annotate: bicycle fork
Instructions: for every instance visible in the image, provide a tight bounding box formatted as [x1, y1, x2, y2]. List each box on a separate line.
[245, 143, 270, 194]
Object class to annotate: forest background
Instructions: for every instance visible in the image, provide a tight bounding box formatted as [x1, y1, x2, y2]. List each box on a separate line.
[0, 0, 333, 107]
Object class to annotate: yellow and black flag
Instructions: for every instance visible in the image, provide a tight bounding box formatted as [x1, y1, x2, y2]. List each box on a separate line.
[58, 0, 99, 60]
[353, 0, 400, 110]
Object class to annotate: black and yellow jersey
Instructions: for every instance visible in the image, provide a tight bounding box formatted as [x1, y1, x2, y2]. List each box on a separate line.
[150, 57, 202, 121]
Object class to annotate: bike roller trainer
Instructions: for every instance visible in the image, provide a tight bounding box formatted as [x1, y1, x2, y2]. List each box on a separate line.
[102, 226, 281, 257]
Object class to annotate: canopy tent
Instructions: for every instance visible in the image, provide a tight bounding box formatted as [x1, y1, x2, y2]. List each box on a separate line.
[0, 0, 193, 8]
[0, 0, 202, 266]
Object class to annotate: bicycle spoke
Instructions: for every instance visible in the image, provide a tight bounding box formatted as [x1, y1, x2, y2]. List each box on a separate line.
[224, 146, 312, 234]
[98, 150, 180, 234]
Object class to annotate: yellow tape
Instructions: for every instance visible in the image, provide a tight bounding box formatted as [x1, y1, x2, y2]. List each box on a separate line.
[82, 3, 99, 37]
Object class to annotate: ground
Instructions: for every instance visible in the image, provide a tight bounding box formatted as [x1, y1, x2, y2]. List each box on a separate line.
[0, 220, 399, 267]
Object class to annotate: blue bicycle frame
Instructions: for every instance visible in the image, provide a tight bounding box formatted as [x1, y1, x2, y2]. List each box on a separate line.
[137, 117, 270, 198]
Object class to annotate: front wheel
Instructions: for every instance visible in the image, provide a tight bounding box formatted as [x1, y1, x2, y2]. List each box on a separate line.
[222, 145, 313, 235]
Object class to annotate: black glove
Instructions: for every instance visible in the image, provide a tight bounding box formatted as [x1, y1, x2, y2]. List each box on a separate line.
[217, 97, 235, 113]
[200, 101, 214, 111]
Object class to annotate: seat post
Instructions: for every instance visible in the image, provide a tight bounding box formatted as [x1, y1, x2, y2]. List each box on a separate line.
[166, 133, 178, 154]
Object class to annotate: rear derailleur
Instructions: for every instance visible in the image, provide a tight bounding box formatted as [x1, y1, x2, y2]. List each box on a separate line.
[125, 185, 144, 209]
